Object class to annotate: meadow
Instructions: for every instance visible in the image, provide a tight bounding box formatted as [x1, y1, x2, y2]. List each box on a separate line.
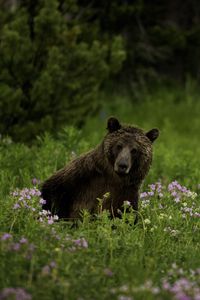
[0, 86, 200, 300]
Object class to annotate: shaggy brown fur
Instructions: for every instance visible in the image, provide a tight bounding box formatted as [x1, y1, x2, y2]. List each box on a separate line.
[41, 117, 159, 222]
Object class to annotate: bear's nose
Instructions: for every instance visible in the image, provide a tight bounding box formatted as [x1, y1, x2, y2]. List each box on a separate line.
[118, 163, 128, 173]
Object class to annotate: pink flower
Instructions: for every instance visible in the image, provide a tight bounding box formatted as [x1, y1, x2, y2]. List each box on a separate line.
[47, 218, 54, 225]
[162, 280, 170, 290]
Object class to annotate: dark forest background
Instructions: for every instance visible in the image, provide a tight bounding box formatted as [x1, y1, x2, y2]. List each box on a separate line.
[1, 0, 200, 142]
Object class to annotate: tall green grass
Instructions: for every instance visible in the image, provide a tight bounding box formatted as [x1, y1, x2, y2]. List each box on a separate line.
[0, 86, 200, 300]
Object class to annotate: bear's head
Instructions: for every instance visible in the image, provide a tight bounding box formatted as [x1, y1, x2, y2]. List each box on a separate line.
[104, 117, 159, 179]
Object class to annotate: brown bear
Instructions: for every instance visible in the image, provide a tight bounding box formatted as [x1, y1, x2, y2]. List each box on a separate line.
[41, 117, 159, 223]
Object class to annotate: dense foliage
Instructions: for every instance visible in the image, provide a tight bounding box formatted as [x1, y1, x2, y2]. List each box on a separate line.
[0, 0, 125, 142]
[0, 89, 200, 300]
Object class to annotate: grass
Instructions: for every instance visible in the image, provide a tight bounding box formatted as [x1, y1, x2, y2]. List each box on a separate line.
[0, 85, 200, 300]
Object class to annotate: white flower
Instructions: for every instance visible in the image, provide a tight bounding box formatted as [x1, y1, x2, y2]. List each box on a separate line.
[123, 201, 131, 206]
[144, 218, 151, 224]
[159, 213, 167, 219]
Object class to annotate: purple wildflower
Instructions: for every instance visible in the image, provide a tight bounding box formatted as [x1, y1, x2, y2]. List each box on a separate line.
[32, 178, 40, 185]
[0, 288, 32, 300]
[47, 218, 54, 225]
[12, 243, 21, 251]
[73, 238, 88, 249]
[12, 187, 43, 213]
[140, 192, 148, 198]
[1, 233, 12, 241]
[149, 184, 156, 190]
[28, 244, 35, 252]
[194, 212, 200, 218]
[148, 191, 154, 196]
[103, 268, 114, 277]
[12, 191, 19, 197]
[39, 198, 46, 205]
[50, 261, 57, 268]
[172, 191, 177, 197]
[13, 203, 20, 209]
[20, 238, 28, 244]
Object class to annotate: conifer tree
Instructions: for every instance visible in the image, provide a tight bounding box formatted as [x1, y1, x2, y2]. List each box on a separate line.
[0, 0, 125, 142]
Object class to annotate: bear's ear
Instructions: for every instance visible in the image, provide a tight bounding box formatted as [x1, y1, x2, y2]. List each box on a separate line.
[107, 117, 121, 133]
[146, 128, 159, 143]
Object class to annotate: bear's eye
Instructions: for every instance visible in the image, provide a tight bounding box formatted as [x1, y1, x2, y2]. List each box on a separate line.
[131, 148, 137, 155]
